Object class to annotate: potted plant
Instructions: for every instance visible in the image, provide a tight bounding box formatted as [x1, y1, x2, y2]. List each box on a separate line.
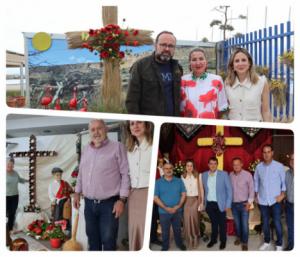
[48, 225, 66, 249]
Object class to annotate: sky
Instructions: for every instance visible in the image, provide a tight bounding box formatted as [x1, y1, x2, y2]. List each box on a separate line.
[3, 0, 296, 53]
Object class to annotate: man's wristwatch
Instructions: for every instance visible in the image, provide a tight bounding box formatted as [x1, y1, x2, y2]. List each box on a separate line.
[119, 197, 127, 204]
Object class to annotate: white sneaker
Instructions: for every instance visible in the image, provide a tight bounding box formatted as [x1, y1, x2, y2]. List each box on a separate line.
[276, 246, 283, 251]
[259, 243, 271, 251]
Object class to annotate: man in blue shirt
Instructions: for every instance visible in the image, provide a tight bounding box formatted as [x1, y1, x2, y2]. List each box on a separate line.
[154, 162, 187, 251]
[202, 157, 232, 250]
[254, 144, 286, 251]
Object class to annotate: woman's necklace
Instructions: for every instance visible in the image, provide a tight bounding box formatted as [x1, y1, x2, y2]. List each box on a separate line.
[192, 72, 207, 81]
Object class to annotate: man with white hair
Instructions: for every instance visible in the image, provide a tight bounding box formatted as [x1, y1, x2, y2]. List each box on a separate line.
[74, 119, 130, 251]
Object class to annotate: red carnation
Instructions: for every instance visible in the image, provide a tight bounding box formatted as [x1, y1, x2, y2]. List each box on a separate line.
[133, 40, 139, 46]
[106, 35, 114, 41]
[118, 51, 125, 59]
[112, 43, 120, 50]
[27, 224, 35, 231]
[100, 51, 109, 59]
[124, 31, 129, 37]
[71, 170, 79, 178]
[133, 30, 139, 36]
[46, 224, 54, 231]
[82, 42, 89, 48]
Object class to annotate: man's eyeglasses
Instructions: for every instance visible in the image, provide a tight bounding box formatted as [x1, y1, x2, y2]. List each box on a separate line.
[159, 43, 175, 49]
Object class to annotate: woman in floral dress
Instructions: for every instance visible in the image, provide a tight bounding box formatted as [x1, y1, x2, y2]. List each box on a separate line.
[180, 48, 228, 119]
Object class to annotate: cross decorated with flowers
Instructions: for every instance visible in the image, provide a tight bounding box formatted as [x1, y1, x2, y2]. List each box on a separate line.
[65, 6, 153, 111]
[9, 135, 57, 212]
[197, 126, 243, 170]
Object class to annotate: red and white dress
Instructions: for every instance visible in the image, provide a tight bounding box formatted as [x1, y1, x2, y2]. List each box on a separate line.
[180, 73, 228, 119]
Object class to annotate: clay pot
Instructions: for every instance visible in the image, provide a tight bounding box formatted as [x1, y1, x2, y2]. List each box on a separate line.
[50, 238, 62, 249]
[10, 238, 29, 251]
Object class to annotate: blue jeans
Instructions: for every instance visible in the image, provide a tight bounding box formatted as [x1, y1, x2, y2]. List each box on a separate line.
[231, 202, 249, 244]
[259, 203, 283, 246]
[84, 196, 119, 251]
[159, 212, 184, 250]
[285, 201, 294, 249]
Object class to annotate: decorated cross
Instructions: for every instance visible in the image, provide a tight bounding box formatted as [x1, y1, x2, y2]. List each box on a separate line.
[197, 126, 243, 170]
[9, 135, 57, 212]
[65, 6, 153, 111]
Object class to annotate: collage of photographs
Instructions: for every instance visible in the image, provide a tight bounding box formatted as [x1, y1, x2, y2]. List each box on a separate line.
[2, 0, 297, 256]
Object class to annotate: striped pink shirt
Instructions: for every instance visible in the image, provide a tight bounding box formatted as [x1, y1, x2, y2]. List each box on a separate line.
[75, 139, 130, 199]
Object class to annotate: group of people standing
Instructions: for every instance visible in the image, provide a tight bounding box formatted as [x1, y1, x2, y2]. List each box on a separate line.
[126, 31, 272, 122]
[154, 145, 294, 251]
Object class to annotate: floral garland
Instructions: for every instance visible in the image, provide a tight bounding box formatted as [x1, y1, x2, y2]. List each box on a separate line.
[173, 161, 185, 177]
[248, 159, 261, 173]
[212, 132, 226, 156]
[81, 24, 139, 61]
[70, 166, 79, 188]
[241, 127, 261, 138]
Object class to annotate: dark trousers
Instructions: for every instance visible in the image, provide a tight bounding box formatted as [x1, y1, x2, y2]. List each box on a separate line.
[84, 196, 119, 251]
[150, 203, 160, 242]
[53, 198, 71, 231]
[259, 203, 283, 246]
[6, 195, 19, 231]
[206, 201, 227, 244]
[232, 202, 249, 244]
[159, 211, 184, 250]
[285, 201, 294, 249]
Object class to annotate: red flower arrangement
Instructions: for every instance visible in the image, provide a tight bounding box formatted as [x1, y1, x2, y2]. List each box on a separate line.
[26, 219, 66, 241]
[212, 132, 226, 156]
[81, 24, 140, 61]
[70, 166, 79, 187]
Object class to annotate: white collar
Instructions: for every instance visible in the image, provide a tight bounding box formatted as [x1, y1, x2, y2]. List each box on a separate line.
[232, 77, 251, 89]
[133, 138, 150, 151]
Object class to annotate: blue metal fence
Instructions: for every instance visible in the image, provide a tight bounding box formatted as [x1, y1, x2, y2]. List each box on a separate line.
[217, 21, 294, 122]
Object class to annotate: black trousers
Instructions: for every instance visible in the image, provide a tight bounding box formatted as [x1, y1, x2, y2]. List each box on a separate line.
[206, 201, 227, 243]
[6, 195, 19, 231]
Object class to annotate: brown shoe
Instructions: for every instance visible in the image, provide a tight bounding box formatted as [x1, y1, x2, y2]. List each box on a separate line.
[242, 244, 248, 251]
[234, 238, 240, 245]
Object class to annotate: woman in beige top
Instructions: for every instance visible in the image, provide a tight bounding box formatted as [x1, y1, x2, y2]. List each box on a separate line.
[225, 48, 272, 122]
[181, 160, 204, 249]
[126, 121, 153, 251]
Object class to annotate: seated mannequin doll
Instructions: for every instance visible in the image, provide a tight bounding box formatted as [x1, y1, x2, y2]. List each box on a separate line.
[48, 167, 73, 234]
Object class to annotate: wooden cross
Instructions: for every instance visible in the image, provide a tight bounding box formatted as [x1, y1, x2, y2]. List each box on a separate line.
[9, 135, 57, 212]
[65, 6, 153, 111]
[197, 126, 243, 170]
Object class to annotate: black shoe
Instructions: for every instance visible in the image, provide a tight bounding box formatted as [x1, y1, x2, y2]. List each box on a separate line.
[178, 244, 187, 251]
[207, 241, 216, 248]
[151, 239, 162, 246]
[219, 242, 226, 250]
[284, 246, 293, 251]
